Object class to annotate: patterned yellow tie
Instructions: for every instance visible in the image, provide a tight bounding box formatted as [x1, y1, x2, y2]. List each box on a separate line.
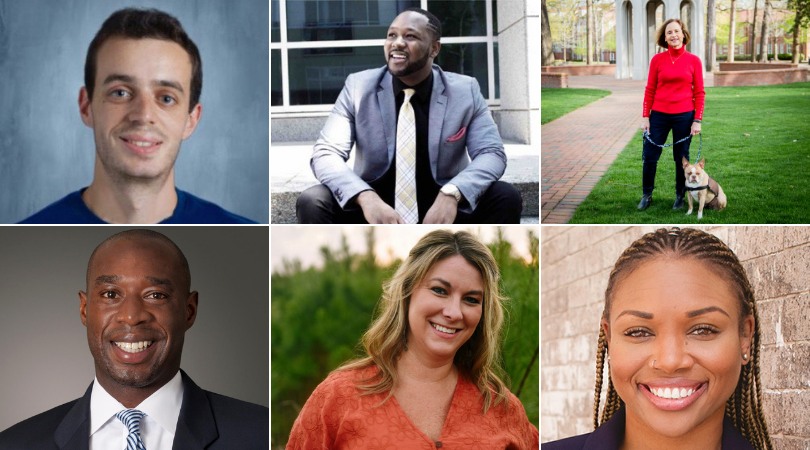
[395, 88, 418, 224]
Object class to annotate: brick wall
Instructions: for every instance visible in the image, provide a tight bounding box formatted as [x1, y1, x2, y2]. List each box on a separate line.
[541, 65, 617, 76]
[719, 63, 798, 71]
[714, 68, 809, 87]
[541, 226, 810, 448]
[542, 73, 568, 88]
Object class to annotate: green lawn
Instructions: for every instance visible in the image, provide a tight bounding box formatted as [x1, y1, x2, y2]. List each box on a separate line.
[541, 88, 611, 124]
[569, 82, 810, 224]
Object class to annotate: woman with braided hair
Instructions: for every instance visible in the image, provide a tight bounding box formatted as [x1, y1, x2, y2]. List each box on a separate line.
[543, 228, 772, 450]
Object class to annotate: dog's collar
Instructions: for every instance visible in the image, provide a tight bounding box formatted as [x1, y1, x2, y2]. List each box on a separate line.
[685, 185, 709, 191]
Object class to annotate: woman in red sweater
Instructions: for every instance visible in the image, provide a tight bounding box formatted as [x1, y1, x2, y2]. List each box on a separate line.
[638, 18, 705, 211]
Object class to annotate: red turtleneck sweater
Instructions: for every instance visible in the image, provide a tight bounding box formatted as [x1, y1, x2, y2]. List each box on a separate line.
[643, 45, 705, 120]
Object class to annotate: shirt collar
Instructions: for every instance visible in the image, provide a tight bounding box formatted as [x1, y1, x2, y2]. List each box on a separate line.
[392, 70, 434, 103]
[89, 370, 184, 437]
[667, 44, 687, 58]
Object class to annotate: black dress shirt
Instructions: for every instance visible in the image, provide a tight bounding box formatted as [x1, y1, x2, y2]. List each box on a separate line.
[368, 72, 441, 221]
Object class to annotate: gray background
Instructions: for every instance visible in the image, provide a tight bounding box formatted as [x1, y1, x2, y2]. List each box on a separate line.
[0, 0, 269, 223]
[0, 226, 269, 432]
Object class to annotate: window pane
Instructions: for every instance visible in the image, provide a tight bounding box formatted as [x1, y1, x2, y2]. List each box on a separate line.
[272, 50, 282, 106]
[427, 0, 486, 37]
[272, 0, 280, 42]
[288, 46, 384, 105]
[493, 0, 498, 36]
[286, 0, 419, 42]
[436, 43, 489, 98]
[494, 42, 499, 99]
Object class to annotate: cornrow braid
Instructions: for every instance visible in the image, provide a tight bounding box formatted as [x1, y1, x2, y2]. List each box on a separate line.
[592, 228, 772, 450]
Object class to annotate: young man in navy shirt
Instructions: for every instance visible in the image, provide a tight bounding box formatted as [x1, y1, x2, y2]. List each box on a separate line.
[20, 8, 255, 224]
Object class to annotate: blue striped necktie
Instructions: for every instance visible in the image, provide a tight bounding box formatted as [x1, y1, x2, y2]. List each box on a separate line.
[115, 409, 147, 450]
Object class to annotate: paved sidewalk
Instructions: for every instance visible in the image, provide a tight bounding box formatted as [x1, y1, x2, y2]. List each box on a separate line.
[541, 73, 714, 223]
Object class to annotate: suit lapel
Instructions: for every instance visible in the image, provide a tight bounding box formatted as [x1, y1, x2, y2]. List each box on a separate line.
[54, 383, 92, 450]
[428, 66, 447, 178]
[172, 370, 218, 450]
[376, 70, 397, 164]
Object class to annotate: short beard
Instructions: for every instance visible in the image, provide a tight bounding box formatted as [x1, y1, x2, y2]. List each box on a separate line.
[388, 49, 432, 79]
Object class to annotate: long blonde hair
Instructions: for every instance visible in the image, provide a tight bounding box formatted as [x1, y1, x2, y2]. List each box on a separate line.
[337, 229, 509, 414]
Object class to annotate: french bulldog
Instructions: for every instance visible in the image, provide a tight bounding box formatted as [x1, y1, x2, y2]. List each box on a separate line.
[682, 157, 727, 219]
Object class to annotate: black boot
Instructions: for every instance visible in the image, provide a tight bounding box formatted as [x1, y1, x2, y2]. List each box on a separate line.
[672, 195, 685, 209]
[638, 194, 652, 210]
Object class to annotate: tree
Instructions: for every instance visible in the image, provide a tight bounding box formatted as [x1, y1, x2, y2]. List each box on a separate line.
[760, 0, 772, 61]
[707, 0, 719, 70]
[542, 0, 556, 66]
[752, 0, 760, 60]
[587, 0, 594, 64]
[786, 0, 810, 62]
[729, 0, 739, 61]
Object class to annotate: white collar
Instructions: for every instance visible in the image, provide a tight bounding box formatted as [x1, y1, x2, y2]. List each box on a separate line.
[89, 370, 184, 437]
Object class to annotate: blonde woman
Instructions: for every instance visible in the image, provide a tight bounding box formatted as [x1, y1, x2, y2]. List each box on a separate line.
[542, 228, 771, 450]
[287, 230, 538, 449]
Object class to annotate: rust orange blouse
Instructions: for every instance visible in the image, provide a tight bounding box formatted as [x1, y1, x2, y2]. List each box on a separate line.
[287, 366, 539, 450]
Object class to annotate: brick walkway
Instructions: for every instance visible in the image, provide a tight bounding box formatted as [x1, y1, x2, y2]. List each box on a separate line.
[540, 73, 714, 223]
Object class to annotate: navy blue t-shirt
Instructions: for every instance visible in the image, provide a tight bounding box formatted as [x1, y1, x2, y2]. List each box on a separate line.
[18, 188, 257, 224]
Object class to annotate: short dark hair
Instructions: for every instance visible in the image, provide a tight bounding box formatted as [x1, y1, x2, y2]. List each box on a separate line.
[87, 229, 191, 293]
[402, 7, 442, 41]
[84, 8, 202, 112]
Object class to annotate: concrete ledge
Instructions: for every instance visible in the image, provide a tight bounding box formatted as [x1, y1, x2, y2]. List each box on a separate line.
[541, 73, 568, 88]
[541, 64, 616, 76]
[719, 62, 798, 71]
[714, 67, 808, 87]
[271, 143, 538, 224]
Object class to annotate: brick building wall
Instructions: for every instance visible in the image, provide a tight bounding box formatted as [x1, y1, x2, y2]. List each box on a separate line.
[541, 226, 810, 448]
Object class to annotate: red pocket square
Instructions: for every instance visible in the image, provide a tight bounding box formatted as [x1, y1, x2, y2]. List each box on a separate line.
[445, 127, 467, 142]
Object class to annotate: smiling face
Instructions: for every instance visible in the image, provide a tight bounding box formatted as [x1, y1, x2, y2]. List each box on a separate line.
[80, 236, 197, 394]
[603, 256, 753, 441]
[666, 21, 684, 49]
[384, 11, 440, 86]
[406, 255, 484, 363]
[79, 38, 202, 183]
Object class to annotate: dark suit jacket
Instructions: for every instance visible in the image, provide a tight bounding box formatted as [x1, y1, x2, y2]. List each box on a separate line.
[541, 406, 754, 450]
[0, 370, 268, 449]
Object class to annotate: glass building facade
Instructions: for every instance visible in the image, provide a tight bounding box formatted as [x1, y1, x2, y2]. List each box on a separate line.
[271, 0, 500, 111]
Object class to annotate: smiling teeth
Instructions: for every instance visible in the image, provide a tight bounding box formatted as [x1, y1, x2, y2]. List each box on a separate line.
[114, 341, 153, 353]
[651, 387, 694, 399]
[432, 323, 457, 334]
[130, 140, 154, 147]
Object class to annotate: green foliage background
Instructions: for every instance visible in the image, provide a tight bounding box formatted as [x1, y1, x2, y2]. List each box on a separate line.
[270, 228, 539, 447]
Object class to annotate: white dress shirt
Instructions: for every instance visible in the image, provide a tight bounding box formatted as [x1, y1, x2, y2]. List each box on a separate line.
[89, 370, 184, 450]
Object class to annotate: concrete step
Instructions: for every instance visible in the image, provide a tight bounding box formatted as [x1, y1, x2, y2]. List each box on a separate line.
[271, 142, 538, 224]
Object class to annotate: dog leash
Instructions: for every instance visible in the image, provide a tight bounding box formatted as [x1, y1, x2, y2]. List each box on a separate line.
[642, 131, 702, 164]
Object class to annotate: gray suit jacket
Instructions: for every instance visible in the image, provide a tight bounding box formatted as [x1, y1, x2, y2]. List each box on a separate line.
[311, 65, 506, 213]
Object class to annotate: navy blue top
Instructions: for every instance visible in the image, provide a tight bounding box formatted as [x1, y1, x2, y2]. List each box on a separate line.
[18, 188, 257, 224]
[542, 407, 755, 450]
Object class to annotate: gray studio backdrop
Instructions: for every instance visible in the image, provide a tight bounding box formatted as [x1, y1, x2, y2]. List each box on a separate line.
[0, 226, 269, 432]
[0, 0, 269, 223]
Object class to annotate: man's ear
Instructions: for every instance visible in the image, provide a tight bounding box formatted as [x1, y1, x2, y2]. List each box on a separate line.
[430, 41, 441, 59]
[79, 291, 88, 327]
[182, 103, 203, 140]
[79, 87, 93, 128]
[185, 291, 199, 330]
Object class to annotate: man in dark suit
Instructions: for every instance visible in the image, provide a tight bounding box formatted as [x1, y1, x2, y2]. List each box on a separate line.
[0, 229, 268, 449]
[296, 7, 522, 224]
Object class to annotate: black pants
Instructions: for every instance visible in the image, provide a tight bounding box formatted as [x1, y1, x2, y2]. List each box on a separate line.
[643, 110, 694, 196]
[296, 181, 523, 224]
